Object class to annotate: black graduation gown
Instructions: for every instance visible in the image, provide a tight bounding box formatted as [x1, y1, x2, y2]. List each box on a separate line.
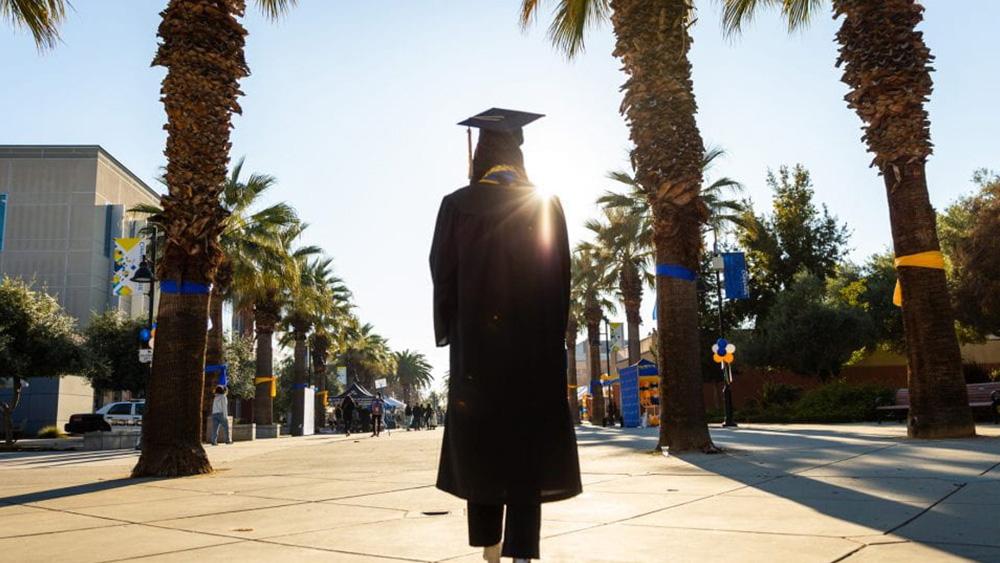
[431, 181, 582, 505]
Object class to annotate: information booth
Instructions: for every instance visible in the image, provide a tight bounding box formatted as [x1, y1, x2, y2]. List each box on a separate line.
[619, 359, 660, 428]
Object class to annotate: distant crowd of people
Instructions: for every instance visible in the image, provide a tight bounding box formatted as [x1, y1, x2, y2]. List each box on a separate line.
[329, 393, 441, 437]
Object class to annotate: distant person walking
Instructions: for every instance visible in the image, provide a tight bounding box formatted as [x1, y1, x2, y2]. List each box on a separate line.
[430, 109, 581, 562]
[404, 403, 413, 431]
[412, 404, 423, 431]
[371, 392, 385, 437]
[423, 403, 433, 429]
[341, 395, 357, 437]
[210, 386, 231, 446]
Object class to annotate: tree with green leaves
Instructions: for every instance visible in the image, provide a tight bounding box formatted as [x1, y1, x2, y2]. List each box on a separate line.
[394, 350, 433, 405]
[947, 170, 1000, 338]
[339, 318, 395, 391]
[223, 334, 256, 401]
[523, 0, 716, 451]
[721, 0, 974, 439]
[0, 277, 84, 445]
[736, 164, 850, 323]
[572, 246, 616, 425]
[134, 0, 299, 478]
[744, 272, 873, 379]
[82, 310, 149, 395]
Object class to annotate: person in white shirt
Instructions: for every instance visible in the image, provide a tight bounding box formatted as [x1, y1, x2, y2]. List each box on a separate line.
[211, 385, 231, 445]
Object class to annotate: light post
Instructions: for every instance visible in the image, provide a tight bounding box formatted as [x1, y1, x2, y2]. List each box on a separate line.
[710, 229, 738, 428]
[131, 230, 157, 370]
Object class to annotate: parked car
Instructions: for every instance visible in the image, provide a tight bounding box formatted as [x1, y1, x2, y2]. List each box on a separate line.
[65, 400, 144, 434]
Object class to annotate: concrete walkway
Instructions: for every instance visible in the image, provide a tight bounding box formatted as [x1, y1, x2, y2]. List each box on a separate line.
[1, 423, 998, 562]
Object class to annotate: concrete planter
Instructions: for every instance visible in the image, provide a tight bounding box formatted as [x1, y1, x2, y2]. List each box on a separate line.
[232, 424, 255, 442]
[83, 428, 141, 451]
[256, 423, 281, 439]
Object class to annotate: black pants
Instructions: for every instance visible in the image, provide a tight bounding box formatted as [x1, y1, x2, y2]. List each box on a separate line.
[467, 502, 541, 559]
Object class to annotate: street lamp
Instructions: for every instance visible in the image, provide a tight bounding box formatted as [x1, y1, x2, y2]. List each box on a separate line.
[710, 228, 738, 429]
[131, 230, 157, 365]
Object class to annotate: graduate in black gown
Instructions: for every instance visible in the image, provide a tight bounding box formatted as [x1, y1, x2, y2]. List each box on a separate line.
[430, 108, 581, 562]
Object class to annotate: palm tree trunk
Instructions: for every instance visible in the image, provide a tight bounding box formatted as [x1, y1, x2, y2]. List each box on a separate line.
[621, 263, 642, 365]
[610, 0, 714, 452]
[290, 328, 308, 436]
[133, 291, 212, 476]
[312, 345, 327, 430]
[132, 0, 250, 477]
[253, 307, 277, 426]
[586, 310, 605, 425]
[566, 320, 580, 425]
[833, 0, 973, 439]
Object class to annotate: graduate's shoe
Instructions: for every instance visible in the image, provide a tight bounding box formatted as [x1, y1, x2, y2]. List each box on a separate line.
[482, 543, 500, 563]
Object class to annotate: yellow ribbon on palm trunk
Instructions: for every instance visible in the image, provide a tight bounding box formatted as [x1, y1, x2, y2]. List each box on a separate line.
[893, 251, 945, 307]
[254, 376, 277, 398]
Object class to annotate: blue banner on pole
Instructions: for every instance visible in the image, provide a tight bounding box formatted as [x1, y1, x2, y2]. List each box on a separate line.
[722, 252, 750, 300]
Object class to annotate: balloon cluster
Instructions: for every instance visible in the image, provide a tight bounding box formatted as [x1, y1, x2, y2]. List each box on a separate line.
[711, 338, 736, 365]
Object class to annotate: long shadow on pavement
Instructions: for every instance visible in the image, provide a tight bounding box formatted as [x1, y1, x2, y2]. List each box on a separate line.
[574, 424, 1000, 561]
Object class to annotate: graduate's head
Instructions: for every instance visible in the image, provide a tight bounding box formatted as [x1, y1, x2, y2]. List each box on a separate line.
[459, 108, 544, 181]
[472, 129, 525, 181]
[215, 385, 226, 395]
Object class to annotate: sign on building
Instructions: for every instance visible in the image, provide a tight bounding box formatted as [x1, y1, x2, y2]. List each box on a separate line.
[374, 378, 387, 389]
[112, 237, 147, 296]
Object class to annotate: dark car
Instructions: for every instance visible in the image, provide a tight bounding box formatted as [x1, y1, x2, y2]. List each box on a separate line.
[64, 413, 111, 434]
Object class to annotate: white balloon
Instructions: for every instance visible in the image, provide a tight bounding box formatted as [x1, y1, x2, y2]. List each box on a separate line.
[711, 344, 719, 354]
[726, 344, 736, 354]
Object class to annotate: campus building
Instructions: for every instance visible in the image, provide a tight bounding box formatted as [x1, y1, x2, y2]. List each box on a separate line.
[0, 145, 160, 436]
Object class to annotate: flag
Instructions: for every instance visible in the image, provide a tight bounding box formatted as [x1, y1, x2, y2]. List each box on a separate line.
[722, 252, 750, 300]
[112, 237, 146, 296]
[609, 322, 625, 351]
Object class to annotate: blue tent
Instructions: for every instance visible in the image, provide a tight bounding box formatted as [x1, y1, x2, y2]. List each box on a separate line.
[619, 359, 658, 428]
[382, 396, 405, 410]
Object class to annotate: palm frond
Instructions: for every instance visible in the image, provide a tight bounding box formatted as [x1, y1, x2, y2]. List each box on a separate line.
[520, 0, 611, 58]
[2, 0, 66, 49]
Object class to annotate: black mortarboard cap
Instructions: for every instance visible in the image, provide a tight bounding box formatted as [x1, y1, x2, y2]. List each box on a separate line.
[458, 108, 545, 133]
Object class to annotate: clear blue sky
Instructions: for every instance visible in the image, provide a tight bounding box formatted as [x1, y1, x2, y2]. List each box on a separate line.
[3, 1, 997, 388]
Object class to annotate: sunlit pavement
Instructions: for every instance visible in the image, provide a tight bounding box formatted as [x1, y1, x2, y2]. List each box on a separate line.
[1, 423, 998, 562]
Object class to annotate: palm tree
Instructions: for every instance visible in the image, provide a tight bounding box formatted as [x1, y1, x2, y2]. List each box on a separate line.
[573, 246, 617, 425]
[523, 0, 716, 451]
[721, 0, 974, 439]
[281, 256, 350, 435]
[2, 0, 66, 49]
[133, 0, 297, 477]
[339, 319, 395, 390]
[133, 159, 302, 425]
[583, 208, 653, 366]
[394, 350, 434, 405]
[310, 291, 354, 429]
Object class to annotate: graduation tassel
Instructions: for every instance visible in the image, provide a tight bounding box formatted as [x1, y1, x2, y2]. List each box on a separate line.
[466, 126, 473, 180]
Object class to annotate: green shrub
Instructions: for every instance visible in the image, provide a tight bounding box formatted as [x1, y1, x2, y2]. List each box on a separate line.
[761, 382, 803, 407]
[792, 380, 894, 423]
[37, 425, 66, 439]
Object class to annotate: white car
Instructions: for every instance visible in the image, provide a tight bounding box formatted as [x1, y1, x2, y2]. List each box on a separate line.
[98, 400, 144, 425]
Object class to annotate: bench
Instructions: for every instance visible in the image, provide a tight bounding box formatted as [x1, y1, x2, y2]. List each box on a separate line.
[876, 382, 1000, 424]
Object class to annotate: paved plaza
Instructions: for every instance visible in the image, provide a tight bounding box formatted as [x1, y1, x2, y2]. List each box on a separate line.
[1, 423, 999, 562]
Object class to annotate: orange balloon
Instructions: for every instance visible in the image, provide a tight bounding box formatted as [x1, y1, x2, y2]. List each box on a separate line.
[713, 353, 724, 364]
[724, 353, 735, 364]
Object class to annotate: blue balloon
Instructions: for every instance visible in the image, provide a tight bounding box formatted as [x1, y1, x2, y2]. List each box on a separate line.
[139, 328, 151, 342]
[716, 338, 729, 350]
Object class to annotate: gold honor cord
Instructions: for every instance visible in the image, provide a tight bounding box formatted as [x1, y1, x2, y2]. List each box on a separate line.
[253, 376, 277, 398]
[893, 250, 946, 307]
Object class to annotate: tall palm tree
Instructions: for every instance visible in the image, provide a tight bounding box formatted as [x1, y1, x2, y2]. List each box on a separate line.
[523, 0, 716, 451]
[2, 0, 66, 49]
[133, 0, 297, 477]
[583, 208, 654, 366]
[281, 256, 349, 435]
[573, 246, 616, 425]
[310, 292, 354, 429]
[133, 159, 302, 424]
[394, 350, 434, 405]
[339, 319, 395, 390]
[721, 0, 974, 439]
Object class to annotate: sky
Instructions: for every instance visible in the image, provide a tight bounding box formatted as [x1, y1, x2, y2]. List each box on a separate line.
[3, 1, 998, 389]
